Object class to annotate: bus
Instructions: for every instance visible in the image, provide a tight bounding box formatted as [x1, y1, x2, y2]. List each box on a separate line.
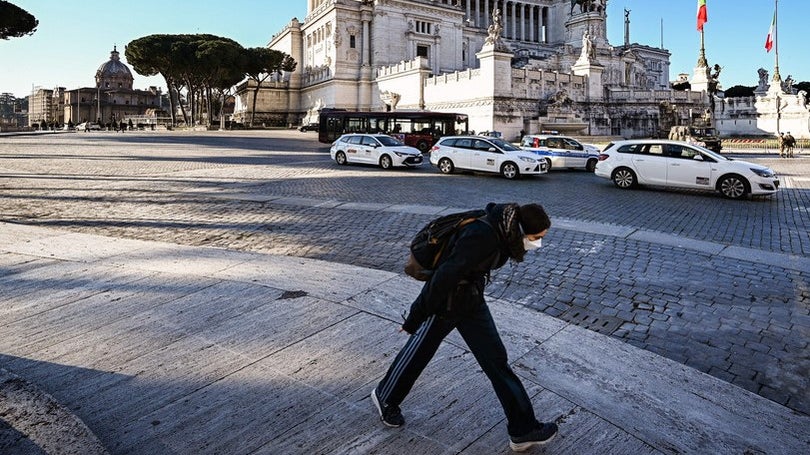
[318, 110, 469, 152]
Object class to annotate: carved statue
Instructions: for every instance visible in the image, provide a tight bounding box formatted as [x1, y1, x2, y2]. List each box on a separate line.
[782, 75, 795, 94]
[710, 64, 722, 81]
[570, 0, 605, 15]
[798, 90, 807, 108]
[484, 8, 504, 47]
[380, 91, 401, 111]
[580, 30, 594, 60]
[756, 68, 769, 91]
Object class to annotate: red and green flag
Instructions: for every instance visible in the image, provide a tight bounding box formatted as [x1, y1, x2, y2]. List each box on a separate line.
[765, 11, 775, 52]
[697, 0, 708, 31]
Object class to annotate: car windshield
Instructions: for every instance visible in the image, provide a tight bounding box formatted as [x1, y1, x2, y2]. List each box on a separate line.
[377, 136, 404, 147]
[489, 138, 520, 151]
[692, 144, 731, 161]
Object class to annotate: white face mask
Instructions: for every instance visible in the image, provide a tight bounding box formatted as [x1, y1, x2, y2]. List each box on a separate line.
[523, 237, 543, 251]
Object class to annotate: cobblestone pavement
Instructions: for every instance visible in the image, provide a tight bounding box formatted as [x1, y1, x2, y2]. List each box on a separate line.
[1, 130, 808, 416]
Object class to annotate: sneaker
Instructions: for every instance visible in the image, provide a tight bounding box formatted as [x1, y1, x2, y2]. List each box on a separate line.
[371, 388, 405, 428]
[509, 422, 558, 452]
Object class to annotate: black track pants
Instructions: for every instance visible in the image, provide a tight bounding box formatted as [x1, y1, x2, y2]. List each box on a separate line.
[375, 303, 539, 437]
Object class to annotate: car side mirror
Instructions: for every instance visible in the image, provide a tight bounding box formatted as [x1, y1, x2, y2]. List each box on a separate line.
[693, 154, 704, 161]
[488, 147, 497, 152]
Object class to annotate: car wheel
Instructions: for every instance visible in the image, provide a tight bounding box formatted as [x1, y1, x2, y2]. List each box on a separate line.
[544, 158, 552, 171]
[335, 151, 347, 165]
[612, 167, 636, 189]
[586, 158, 597, 172]
[416, 140, 430, 153]
[379, 154, 393, 169]
[438, 158, 454, 174]
[718, 174, 749, 199]
[501, 162, 520, 179]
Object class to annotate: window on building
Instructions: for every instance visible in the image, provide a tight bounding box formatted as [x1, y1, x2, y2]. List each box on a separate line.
[350, 35, 356, 48]
[415, 21, 432, 35]
[416, 45, 429, 58]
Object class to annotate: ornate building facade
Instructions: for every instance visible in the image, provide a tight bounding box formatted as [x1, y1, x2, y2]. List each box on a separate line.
[235, 0, 707, 138]
[61, 47, 165, 126]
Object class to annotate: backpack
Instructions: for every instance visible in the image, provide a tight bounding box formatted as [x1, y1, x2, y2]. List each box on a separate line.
[404, 209, 487, 281]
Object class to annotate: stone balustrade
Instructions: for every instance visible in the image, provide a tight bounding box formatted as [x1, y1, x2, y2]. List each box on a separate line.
[376, 57, 430, 78]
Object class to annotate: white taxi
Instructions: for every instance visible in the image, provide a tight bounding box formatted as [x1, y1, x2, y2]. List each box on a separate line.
[330, 134, 423, 169]
[594, 140, 779, 199]
[429, 136, 547, 179]
[520, 134, 600, 171]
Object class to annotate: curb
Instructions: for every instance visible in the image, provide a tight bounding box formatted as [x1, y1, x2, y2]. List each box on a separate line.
[0, 368, 108, 455]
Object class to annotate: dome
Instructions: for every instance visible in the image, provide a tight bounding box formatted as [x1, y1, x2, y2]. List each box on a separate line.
[95, 46, 133, 90]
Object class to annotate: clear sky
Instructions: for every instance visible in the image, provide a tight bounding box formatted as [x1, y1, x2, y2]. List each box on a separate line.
[1, 0, 805, 99]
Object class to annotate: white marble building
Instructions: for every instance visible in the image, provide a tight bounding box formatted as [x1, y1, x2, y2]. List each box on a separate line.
[715, 68, 810, 139]
[234, 0, 706, 139]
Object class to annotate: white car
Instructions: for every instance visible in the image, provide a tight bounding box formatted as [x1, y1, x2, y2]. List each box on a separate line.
[520, 134, 600, 171]
[330, 134, 423, 169]
[594, 140, 779, 199]
[75, 122, 101, 131]
[429, 136, 547, 179]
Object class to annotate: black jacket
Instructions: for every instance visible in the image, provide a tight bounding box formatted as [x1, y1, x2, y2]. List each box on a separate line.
[402, 217, 508, 333]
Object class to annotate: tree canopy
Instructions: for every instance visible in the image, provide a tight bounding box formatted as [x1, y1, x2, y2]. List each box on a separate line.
[724, 85, 755, 98]
[0, 1, 38, 40]
[126, 33, 295, 127]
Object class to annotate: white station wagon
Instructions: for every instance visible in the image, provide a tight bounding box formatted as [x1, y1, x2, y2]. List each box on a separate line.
[429, 136, 547, 179]
[330, 134, 423, 169]
[594, 140, 779, 199]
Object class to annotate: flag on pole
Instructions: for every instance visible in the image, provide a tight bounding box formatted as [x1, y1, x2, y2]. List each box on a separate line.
[765, 11, 775, 52]
[697, 0, 708, 31]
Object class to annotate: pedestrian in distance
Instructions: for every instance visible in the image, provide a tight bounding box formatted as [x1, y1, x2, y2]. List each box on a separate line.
[784, 132, 796, 158]
[777, 132, 785, 158]
[371, 202, 559, 452]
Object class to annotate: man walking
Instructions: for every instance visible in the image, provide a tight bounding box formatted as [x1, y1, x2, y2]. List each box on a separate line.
[372, 202, 558, 452]
[778, 132, 786, 158]
[784, 132, 795, 158]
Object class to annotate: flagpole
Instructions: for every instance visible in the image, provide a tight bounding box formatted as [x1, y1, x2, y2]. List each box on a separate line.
[773, 0, 781, 82]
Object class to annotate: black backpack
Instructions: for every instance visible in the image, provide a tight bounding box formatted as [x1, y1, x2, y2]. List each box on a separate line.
[404, 209, 487, 281]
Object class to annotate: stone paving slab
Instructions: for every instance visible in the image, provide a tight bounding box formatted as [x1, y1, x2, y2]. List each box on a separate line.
[1, 223, 808, 454]
[516, 324, 809, 454]
[0, 368, 108, 455]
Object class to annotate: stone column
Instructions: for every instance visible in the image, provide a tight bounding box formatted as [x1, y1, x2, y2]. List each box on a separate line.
[519, 3, 525, 42]
[359, 10, 373, 110]
[466, 0, 471, 23]
[485, 0, 490, 27]
[507, 2, 518, 39]
[529, 5, 535, 42]
[362, 17, 370, 66]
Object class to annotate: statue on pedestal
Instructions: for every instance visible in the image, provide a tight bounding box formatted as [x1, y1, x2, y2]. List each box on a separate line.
[580, 30, 594, 60]
[757, 68, 769, 92]
[484, 8, 510, 51]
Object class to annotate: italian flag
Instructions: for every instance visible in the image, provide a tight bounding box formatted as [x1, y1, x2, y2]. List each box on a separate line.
[696, 0, 708, 31]
[765, 11, 775, 52]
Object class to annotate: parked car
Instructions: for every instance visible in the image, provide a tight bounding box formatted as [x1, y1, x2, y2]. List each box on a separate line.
[520, 134, 600, 172]
[299, 123, 319, 132]
[429, 136, 547, 179]
[75, 122, 101, 131]
[594, 140, 779, 199]
[330, 134, 423, 169]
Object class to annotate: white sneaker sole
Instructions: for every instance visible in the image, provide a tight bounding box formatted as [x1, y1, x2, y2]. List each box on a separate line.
[370, 388, 401, 428]
[509, 431, 556, 452]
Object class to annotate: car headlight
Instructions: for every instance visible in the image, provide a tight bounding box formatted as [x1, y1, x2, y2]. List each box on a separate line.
[750, 168, 775, 178]
[519, 156, 536, 163]
[394, 151, 412, 157]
